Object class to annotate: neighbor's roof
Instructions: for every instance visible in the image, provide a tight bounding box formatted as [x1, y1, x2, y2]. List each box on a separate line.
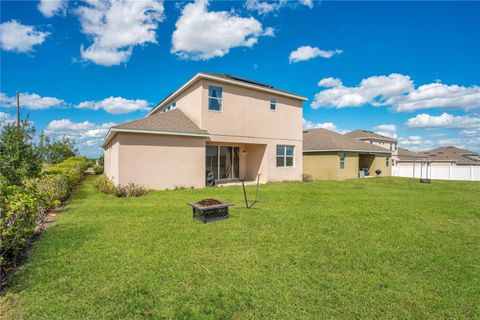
[102, 109, 209, 147]
[420, 146, 480, 165]
[303, 128, 392, 153]
[397, 147, 422, 159]
[345, 130, 397, 142]
[148, 72, 308, 116]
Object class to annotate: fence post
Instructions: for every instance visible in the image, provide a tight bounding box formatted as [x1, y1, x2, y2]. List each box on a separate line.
[471, 166, 474, 181]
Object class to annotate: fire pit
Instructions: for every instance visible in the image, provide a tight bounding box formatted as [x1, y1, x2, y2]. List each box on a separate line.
[187, 198, 234, 223]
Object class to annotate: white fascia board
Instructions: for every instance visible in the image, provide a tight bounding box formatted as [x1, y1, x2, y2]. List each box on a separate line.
[303, 149, 393, 154]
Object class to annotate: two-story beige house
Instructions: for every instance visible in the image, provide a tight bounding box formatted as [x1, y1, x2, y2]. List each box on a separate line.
[102, 73, 307, 190]
[344, 130, 398, 165]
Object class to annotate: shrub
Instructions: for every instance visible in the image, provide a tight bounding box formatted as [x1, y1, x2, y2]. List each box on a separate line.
[95, 174, 115, 195]
[95, 175, 148, 197]
[25, 174, 69, 213]
[115, 183, 148, 198]
[302, 173, 313, 182]
[93, 165, 104, 175]
[0, 185, 39, 264]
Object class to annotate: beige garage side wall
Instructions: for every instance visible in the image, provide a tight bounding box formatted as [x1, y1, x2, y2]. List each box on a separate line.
[116, 133, 207, 190]
[303, 152, 359, 180]
[104, 136, 119, 185]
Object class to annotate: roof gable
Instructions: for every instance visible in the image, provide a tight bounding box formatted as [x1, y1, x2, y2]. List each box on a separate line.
[345, 130, 397, 142]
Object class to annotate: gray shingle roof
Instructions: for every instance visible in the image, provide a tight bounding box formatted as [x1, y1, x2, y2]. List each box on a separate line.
[112, 108, 208, 136]
[303, 128, 392, 153]
[420, 146, 480, 165]
[345, 130, 397, 142]
[397, 147, 422, 159]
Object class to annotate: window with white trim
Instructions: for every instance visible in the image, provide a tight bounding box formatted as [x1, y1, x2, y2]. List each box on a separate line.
[270, 97, 277, 111]
[276, 145, 294, 167]
[208, 85, 222, 111]
[386, 155, 390, 167]
[339, 152, 345, 169]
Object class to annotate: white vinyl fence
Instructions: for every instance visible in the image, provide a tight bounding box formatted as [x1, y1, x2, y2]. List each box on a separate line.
[392, 165, 480, 181]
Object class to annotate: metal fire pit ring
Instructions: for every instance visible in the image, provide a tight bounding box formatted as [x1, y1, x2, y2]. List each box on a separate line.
[187, 198, 234, 223]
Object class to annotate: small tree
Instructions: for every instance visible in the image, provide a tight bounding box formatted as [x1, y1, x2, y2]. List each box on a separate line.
[0, 123, 41, 186]
[45, 136, 78, 164]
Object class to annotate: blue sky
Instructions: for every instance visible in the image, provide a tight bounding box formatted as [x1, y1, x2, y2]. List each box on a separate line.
[1, 0, 479, 157]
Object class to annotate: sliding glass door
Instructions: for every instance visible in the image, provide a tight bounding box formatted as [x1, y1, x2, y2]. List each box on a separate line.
[206, 146, 240, 180]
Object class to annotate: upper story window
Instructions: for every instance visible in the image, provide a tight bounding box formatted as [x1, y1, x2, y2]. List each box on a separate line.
[208, 85, 222, 111]
[162, 102, 176, 113]
[276, 145, 294, 167]
[270, 98, 277, 111]
[339, 152, 345, 169]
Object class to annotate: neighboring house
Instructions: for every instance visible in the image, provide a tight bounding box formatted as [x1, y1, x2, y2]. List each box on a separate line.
[420, 146, 480, 166]
[345, 130, 398, 165]
[303, 128, 392, 180]
[102, 73, 307, 190]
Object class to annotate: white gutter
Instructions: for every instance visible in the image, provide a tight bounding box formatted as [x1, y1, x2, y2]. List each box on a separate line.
[303, 149, 392, 154]
[147, 73, 308, 116]
[102, 127, 209, 148]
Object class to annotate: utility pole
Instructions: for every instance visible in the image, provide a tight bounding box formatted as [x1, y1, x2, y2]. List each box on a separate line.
[16, 91, 20, 127]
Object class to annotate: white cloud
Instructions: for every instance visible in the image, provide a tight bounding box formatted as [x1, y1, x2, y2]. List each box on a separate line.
[0, 112, 16, 127]
[289, 46, 343, 63]
[245, 0, 314, 15]
[38, 0, 67, 17]
[318, 77, 342, 87]
[312, 73, 413, 109]
[76, 0, 165, 66]
[405, 113, 480, 129]
[76, 96, 150, 114]
[1, 92, 65, 110]
[172, 0, 273, 60]
[387, 83, 480, 112]
[311, 74, 480, 112]
[0, 20, 50, 53]
[303, 118, 347, 133]
[45, 119, 116, 157]
[374, 124, 397, 139]
[398, 135, 435, 151]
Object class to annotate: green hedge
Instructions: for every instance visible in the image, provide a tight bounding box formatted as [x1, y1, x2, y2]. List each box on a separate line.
[0, 157, 88, 267]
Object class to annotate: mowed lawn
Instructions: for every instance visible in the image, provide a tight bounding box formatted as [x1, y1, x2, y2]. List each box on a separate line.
[2, 176, 480, 319]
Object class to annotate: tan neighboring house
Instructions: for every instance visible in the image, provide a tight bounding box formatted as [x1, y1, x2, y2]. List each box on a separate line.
[102, 73, 307, 190]
[398, 146, 480, 166]
[345, 130, 398, 165]
[303, 128, 392, 180]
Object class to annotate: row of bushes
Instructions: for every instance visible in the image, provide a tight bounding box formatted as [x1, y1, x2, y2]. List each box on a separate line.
[95, 174, 148, 197]
[0, 157, 88, 267]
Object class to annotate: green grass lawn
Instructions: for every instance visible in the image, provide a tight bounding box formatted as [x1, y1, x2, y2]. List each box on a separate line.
[2, 176, 480, 319]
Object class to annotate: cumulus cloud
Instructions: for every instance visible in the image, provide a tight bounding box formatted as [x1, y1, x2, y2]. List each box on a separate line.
[387, 83, 480, 112]
[76, 0, 165, 66]
[405, 113, 480, 129]
[38, 0, 67, 17]
[398, 135, 435, 151]
[171, 0, 273, 60]
[76, 96, 150, 114]
[45, 119, 116, 157]
[303, 118, 347, 133]
[289, 46, 343, 63]
[311, 74, 480, 112]
[374, 124, 397, 139]
[1, 92, 65, 110]
[245, 0, 314, 15]
[0, 112, 16, 127]
[0, 20, 50, 53]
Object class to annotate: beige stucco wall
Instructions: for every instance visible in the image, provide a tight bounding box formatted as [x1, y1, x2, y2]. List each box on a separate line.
[104, 136, 119, 185]
[303, 152, 391, 180]
[303, 152, 358, 180]
[112, 132, 207, 190]
[361, 138, 398, 162]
